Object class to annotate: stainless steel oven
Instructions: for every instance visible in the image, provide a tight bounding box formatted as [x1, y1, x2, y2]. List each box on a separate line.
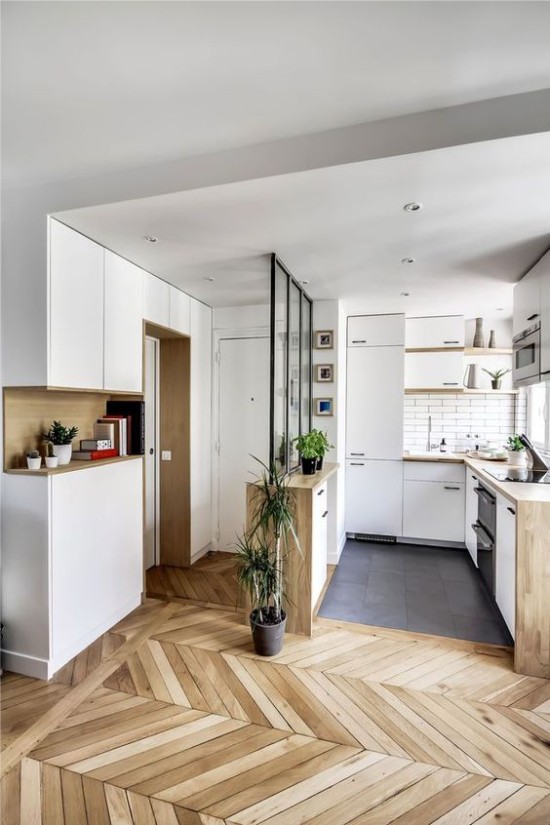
[513, 323, 540, 387]
[473, 484, 496, 595]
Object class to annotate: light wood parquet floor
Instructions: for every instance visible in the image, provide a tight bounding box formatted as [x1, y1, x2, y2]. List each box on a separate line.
[2, 597, 550, 824]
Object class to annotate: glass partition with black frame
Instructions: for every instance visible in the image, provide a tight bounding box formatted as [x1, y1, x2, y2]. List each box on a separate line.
[270, 255, 312, 475]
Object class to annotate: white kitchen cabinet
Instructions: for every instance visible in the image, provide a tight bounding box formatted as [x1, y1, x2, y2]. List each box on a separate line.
[406, 316, 464, 349]
[465, 468, 479, 565]
[190, 298, 213, 558]
[347, 314, 404, 347]
[539, 252, 550, 377]
[513, 265, 541, 338]
[496, 495, 516, 639]
[346, 345, 404, 459]
[170, 286, 191, 336]
[405, 351, 464, 390]
[311, 484, 328, 608]
[345, 459, 403, 537]
[403, 480, 465, 543]
[143, 271, 170, 327]
[104, 251, 143, 392]
[1, 460, 143, 679]
[49, 219, 104, 389]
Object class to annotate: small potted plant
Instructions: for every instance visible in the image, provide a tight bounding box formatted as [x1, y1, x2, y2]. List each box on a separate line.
[26, 449, 42, 470]
[506, 434, 527, 467]
[236, 458, 298, 656]
[482, 367, 511, 390]
[42, 421, 79, 466]
[312, 429, 334, 471]
[45, 441, 59, 469]
[293, 431, 320, 475]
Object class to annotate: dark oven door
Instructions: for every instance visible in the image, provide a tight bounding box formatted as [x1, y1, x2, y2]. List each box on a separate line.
[472, 521, 495, 595]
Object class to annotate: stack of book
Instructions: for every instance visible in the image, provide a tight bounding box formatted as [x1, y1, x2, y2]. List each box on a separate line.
[71, 439, 118, 461]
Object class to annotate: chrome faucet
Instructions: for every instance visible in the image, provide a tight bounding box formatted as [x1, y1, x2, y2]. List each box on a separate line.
[426, 415, 432, 452]
[519, 434, 549, 472]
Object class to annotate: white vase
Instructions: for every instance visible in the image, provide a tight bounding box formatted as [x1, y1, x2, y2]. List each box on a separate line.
[53, 444, 72, 465]
[508, 449, 527, 466]
[45, 456, 59, 469]
[26, 456, 42, 470]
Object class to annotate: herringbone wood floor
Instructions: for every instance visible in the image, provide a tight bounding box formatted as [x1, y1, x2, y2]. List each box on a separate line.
[2, 598, 550, 824]
[146, 553, 244, 610]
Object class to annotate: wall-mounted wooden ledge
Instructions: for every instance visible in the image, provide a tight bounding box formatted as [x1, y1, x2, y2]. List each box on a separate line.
[405, 388, 519, 395]
[4, 455, 143, 476]
[464, 347, 513, 356]
[405, 347, 465, 353]
[6, 385, 144, 396]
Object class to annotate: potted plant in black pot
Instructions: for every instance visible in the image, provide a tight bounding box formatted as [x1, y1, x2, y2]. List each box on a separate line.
[293, 431, 320, 475]
[312, 429, 333, 471]
[235, 458, 298, 656]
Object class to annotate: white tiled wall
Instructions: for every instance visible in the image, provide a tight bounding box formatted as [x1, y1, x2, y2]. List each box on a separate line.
[403, 392, 527, 452]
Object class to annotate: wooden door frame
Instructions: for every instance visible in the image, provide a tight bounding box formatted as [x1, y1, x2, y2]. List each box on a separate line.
[212, 327, 269, 552]
[144, 335, 161, 569]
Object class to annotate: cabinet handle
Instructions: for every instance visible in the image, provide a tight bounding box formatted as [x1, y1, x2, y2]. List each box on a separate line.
[350, 462, 364, 466]
[541, 370, 550, 375]
[352, 339, 367, 344]
[443, 340, 460, 344]
[350, 452, 365, 456]
[317, 489, 325, 496]
[444, 486, 460, 490]
[507, 506, 516, 516]
[471, 475, 477, 480]
[442, 382, 459, 386]
[322, 510, 328, 518]
[527, 313, 539, 321]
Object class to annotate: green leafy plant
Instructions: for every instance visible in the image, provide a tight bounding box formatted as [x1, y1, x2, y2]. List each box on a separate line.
[235, 457, 299, 626]
[311, 429, 334, 458]
[507, 434, 525, 452]
[293, 431, 320, 459]
[482, 368, 511, 381]
[42, 421, 79, 446]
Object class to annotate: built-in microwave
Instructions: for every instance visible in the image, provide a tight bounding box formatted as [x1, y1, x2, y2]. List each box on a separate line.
[513, 323, 541, 387]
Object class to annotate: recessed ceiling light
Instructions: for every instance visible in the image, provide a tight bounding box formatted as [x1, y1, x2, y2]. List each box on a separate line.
[144, 235, 158, 243]
[401, 257, 415, 264]
[400, 292, 410, 297]
[300, 280, 310, 285]
[203, 276, 216, 282]
[403, 202, 423, 212]
[496, 307, 504, 311]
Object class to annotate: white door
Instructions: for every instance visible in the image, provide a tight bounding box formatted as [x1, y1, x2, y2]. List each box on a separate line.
[144, 337, 159, 570]
[218, 337, 270, 551]
[345, 459, 403, 536]
[104, 250, 143, 393]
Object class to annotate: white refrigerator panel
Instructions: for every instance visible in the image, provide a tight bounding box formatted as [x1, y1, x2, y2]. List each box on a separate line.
[345, 460, 403, 536]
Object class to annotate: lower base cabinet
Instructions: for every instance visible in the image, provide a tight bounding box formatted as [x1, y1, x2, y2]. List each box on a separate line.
[402, 462, 465, 543]
[496, 495, 516, 639]
[345, 459, 403, 537]
[311, 485, 328, 608]
[1, 459, 143, 678]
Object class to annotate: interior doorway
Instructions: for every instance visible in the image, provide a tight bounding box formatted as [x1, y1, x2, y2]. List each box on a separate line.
[216, 335, 270, 551]
[144, 336, 160, 570]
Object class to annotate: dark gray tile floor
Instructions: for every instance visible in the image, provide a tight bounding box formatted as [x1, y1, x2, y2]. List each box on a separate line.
[318, 540, 512, 645]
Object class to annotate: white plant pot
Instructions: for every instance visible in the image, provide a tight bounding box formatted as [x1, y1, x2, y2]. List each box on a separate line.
[508, 449, 527, 467]
[53, 444, 72, 465]
[26, 456, 42, 470]
[45, 456, 59, 469]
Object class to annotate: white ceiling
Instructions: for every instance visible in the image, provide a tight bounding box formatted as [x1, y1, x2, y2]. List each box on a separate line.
[57, 132, 550, 317]
[3, 1, 550, 187]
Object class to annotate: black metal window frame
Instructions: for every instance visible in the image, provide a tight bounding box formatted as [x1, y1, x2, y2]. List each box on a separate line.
[269, 253, 313, 474]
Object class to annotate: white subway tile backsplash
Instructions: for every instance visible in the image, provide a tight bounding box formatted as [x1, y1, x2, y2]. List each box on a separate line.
[403, 392, 525, 452]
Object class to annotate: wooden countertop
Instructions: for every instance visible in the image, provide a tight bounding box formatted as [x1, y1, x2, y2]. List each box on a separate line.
[403, 452, 550, 504]
[287, 462, 339, 490]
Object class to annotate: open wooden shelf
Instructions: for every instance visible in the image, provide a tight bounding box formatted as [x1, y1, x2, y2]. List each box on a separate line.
[405, 347, 464, 353]
[405, 388, 519, 395]
[4, 455, 143, 476]
[464, 347, 513, 356]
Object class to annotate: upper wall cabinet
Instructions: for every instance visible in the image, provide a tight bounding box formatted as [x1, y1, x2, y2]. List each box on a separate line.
[169, 286, 191, 336]
[104, 251, 143, 393]
[406, 315, 464, 349]
[347, 314, 404, 347]
[513, 266, 541, 337]
[143, 271, 170, 327]
[49, 220, 104, 389]
[405, 351, 464, 390]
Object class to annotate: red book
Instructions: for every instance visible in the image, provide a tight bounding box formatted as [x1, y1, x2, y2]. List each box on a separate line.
[71, 449, 119, 461]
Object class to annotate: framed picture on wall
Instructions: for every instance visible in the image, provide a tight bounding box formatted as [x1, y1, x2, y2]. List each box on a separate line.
[315, 330, 333, 349]
[315, 397, 334, 416]
[315, 364, 334, 383]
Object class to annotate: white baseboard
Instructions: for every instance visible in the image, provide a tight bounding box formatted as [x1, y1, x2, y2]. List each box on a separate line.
[1, 649, 50, 680]
[328, 531, 347, 565]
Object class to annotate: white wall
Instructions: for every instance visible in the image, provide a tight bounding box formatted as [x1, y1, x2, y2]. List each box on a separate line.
[213, 304, 269, 331]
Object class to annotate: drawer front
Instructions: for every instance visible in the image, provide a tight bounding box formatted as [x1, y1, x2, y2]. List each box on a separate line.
[404, 461, 465, 484]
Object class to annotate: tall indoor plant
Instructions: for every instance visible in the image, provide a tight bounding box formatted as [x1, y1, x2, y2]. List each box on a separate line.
[235, 458, 298, 656]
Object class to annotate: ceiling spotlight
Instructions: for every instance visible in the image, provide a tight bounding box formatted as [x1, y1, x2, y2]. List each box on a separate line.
[300, 280, 310, 285]
[400, 292, 410, 297]
[496, 307, 504, 311]
[203, 276, 216, 282]
[401, 257, 415, 264]
[144, 235, 158, 243]
[403, 202, 423, 212]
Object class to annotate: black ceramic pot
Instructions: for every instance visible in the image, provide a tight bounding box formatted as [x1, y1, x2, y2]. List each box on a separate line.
[316, 456, 324, 471]
[301, 456, 317, 475]
[250, 609, 287, 656]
